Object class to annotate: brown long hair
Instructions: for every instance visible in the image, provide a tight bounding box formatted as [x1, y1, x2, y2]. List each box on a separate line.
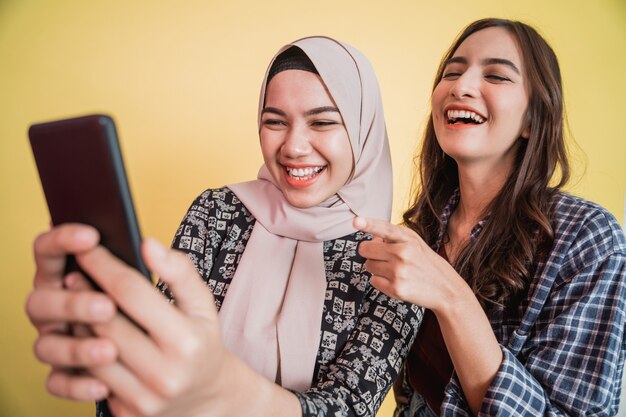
[403, 18, 570, 308]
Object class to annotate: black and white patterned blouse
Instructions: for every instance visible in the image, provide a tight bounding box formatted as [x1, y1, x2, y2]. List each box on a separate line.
[170, 187, 422, 417]
[96, 187, 422, 417]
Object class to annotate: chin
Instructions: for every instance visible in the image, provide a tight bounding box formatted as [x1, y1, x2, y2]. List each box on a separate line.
[285, 197, 317, 209]
[282, 191, 325, 209]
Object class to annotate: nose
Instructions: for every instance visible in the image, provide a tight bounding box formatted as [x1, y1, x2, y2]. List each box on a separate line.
[449, 72, 479, 99]
[281, 125, 312, 158]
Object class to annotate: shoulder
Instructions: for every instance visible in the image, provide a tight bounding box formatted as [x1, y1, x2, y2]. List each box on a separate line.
[549, 192, 625, 252]
[189, 187, 250, 213]
[175, 187, 256, 245]
[182, 187, 254, 222]
[547, 191, 626, 277]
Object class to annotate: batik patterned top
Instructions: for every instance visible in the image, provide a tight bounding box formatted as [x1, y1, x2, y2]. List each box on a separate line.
[97, 187, 422, 417]
[395, 191, 626, 417]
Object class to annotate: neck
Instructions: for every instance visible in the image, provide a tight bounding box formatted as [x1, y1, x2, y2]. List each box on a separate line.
[453, 154, 514, 227]
[444, 157, 512, 263]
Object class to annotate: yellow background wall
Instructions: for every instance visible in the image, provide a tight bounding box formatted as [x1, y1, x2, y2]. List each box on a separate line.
[1, 1, 625, 416]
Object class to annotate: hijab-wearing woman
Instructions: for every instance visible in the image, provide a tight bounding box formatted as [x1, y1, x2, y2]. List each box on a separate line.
[355, 18, 626, 416]
[26, 37, 421, 417]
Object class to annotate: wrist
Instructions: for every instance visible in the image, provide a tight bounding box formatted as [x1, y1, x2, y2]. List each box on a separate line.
[210, 351, 248, 415]
[212, 351, 301, 417]
[430, 276, 502, 415]
[431, 267, 475, 321]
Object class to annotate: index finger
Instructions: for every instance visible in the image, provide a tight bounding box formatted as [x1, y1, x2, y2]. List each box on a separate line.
[33, 224, 100, 289]
[76, 244, 190, 346]
[353, 217, 415, 243]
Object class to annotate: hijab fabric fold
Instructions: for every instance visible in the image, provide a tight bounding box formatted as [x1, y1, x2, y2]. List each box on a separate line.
[221, 36, 392, 392]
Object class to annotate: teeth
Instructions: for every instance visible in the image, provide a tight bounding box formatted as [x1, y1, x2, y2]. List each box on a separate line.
[286, 166, 324, 179]
[447, 109, 485, 124]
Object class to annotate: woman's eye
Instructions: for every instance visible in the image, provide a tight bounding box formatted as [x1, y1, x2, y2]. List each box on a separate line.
[262, 119, 285, 126]
[311, 120, 339, 127]
[486, 74, 511, 82]
[442, 72, 461, 80]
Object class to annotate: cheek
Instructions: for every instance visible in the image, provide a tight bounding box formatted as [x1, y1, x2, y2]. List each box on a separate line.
[259, 131, 282, 161]
[494, 90, 529, 125]
[430, 84, 448, 129]
[329, 134, 354, 180]
[496, 104, 526, 136]
[431, 83, 447, 109]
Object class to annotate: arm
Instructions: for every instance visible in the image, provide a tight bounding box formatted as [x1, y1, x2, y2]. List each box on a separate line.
[76, 238, 302, 417]
[355, 215, 626, 416]
[354, 217, 501, 415]
[26, 191, 303, 416]
[171, 194, 422, 417]
[448, 203, 626, 416]
[294, 285, 422, 417]
[470, 251, 626, 416]
[436, 282, 502, 415]
[86, 188, 302, 416]
[28, 195, 418, 417]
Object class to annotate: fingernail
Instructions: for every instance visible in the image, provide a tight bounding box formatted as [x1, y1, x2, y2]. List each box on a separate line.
[146, 237, 167, 259]
[64, 273, 77, 288]
[90, 383, 108, 399]
[353, 217, 366, 228]
[74, 227, 97, 244]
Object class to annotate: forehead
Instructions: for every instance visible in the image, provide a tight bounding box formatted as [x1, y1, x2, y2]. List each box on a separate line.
[452, 26, 524, 68]
[264, 70, 334, 106]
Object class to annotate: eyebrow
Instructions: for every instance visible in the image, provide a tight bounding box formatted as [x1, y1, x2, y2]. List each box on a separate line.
[446, 56, 521, 75]
[261, 106, 340, 117]
[261, 107, 286, 117]
[304, 106, 340, 116]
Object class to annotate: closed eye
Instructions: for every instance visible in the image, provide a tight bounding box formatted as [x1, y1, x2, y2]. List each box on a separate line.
[309, 119, 343, 132]
[262, 119, 286, 127]
[442, 72, 461, 80]
[262, 119, 287, 130]
[486, 74, 511, 82]
[311, 120, 339, 127]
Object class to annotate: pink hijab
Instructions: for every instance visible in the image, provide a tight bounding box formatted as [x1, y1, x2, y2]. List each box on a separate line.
[221, 36, 392, 391]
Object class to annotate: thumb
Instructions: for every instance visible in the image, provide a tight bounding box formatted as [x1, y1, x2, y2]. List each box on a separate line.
[142, 238, 217, 321]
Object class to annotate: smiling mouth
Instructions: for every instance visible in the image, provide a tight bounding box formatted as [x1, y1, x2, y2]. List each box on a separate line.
[447, 109, 486, 125]
[285, 166, 325, 181]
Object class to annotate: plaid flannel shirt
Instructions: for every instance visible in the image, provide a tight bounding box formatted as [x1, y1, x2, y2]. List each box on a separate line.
[399, 191, 626, 416]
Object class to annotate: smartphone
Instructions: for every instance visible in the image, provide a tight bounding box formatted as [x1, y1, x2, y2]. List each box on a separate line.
[28, 114, 151, 284]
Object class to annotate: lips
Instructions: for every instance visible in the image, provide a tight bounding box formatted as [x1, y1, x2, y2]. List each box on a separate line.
[285, 166, 325, 180]
[446, 109, 485, 124]
[282, 165, 326, 188]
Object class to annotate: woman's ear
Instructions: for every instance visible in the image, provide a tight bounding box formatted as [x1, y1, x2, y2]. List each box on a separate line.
[521, 127, 530, 139]
[521, 110, 532, 139]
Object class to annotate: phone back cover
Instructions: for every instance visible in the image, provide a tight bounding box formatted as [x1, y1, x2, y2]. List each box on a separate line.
[29, 115, 150, 279]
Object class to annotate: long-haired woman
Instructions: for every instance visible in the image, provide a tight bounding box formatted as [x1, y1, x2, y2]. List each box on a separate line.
[356, 18, 626, 416]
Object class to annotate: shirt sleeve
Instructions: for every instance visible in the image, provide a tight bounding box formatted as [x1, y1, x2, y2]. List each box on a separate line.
[444, 244, 626, 416]
[158, 188, 239, 304]
[294, 290, 423, 417]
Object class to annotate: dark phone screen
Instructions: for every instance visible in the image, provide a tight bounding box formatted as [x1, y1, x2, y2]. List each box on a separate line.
[29, 114, 151, 281]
